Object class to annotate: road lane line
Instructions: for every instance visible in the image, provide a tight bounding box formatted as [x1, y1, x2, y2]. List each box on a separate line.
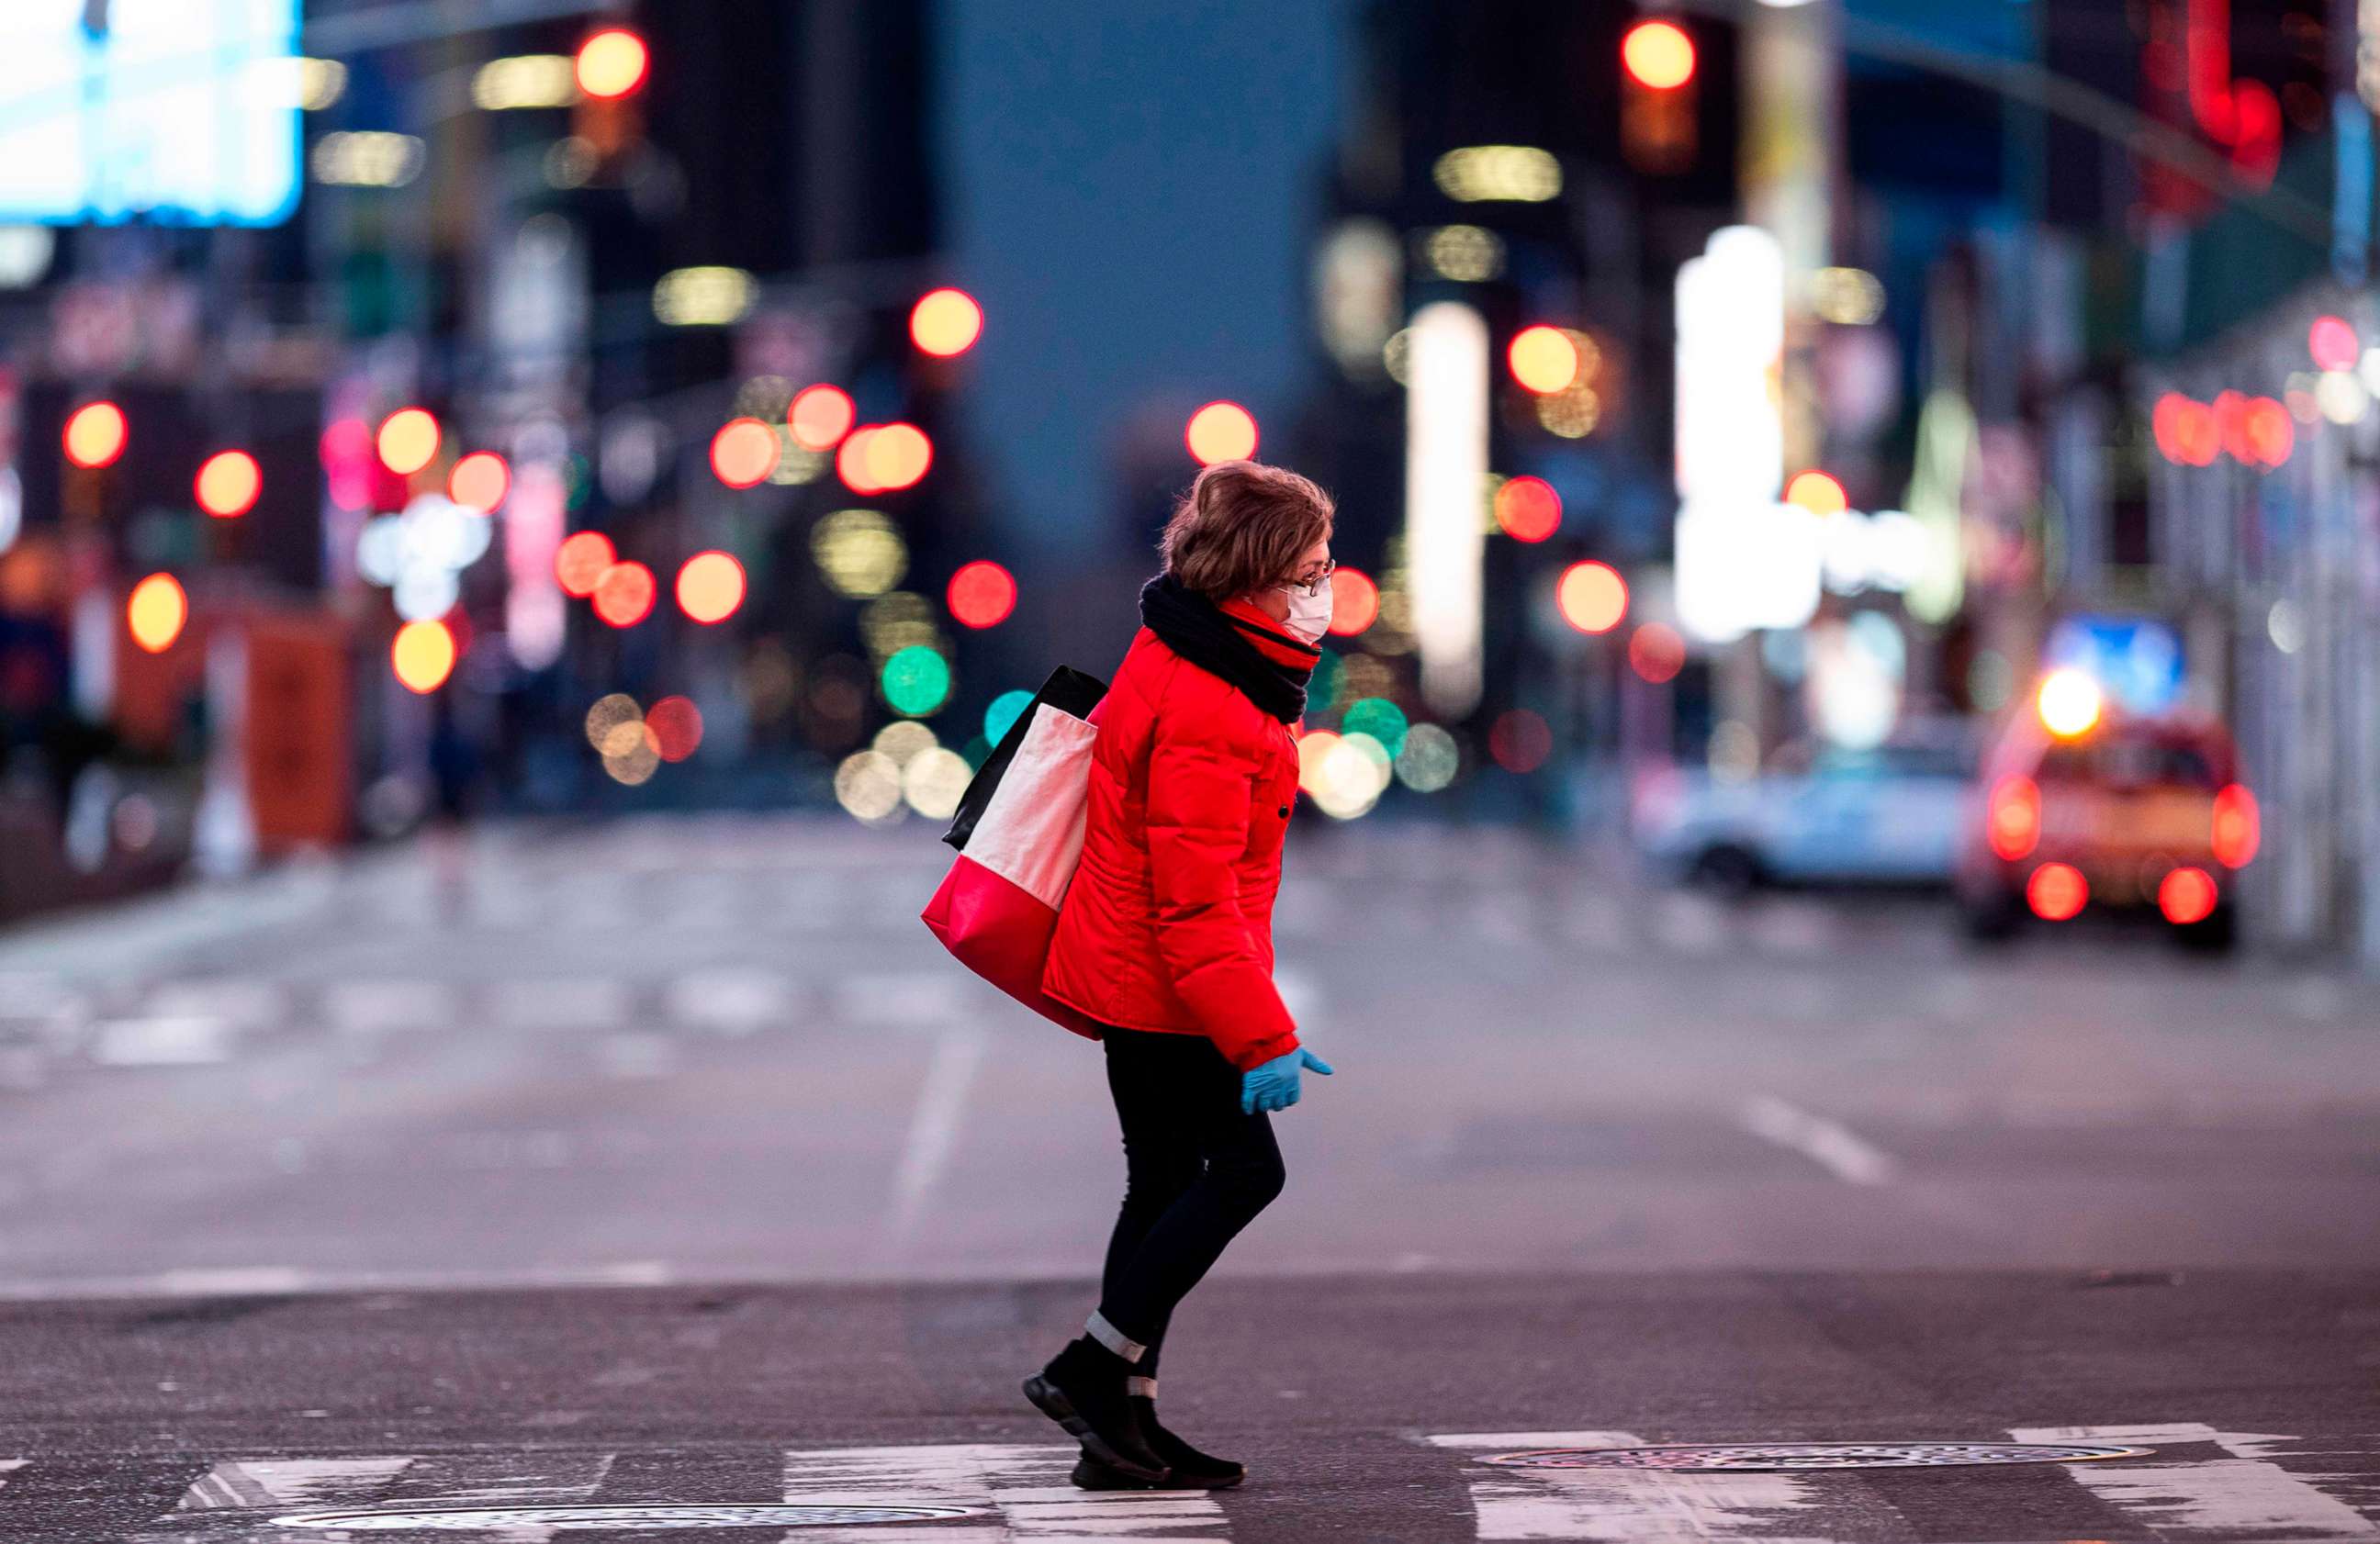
[2010, 1423, 2380, 1538]
[1424, 1430, 1899, 1541]
[887, 1027, 985, 1239]
[1736, 1094, 1899, 1185]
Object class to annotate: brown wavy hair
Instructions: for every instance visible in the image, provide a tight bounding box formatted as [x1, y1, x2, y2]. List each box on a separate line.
[1159, 460, 1335, 602]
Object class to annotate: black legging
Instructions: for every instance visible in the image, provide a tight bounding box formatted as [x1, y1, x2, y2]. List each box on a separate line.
[1095, 1025, 1287, 1371]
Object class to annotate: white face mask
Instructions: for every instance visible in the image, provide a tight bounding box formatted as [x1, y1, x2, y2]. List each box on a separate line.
[1279, 576, 1333, 643]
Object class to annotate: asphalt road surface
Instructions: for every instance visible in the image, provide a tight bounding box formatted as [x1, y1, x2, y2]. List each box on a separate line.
[0, 814, 2375, 1542]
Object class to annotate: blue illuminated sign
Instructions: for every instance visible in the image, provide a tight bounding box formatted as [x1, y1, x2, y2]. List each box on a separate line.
[0, 0, 302, 228]
[2045, 615, 2186, 715]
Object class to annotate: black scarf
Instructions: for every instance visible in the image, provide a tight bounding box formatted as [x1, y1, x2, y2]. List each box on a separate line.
[1139, 574, 1318, 724]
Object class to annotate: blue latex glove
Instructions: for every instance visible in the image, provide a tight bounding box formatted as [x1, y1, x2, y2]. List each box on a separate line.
[1241, 1047, 1334, 1115]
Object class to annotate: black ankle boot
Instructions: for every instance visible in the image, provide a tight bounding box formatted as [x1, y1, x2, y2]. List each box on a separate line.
[1069, 1393, 1244, 1490]
[1024, 1337, 1169, 1482]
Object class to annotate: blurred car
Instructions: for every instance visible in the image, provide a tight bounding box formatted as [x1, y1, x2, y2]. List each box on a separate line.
[1954, 671, 2257, 950]
[1633, 732, 1977, 890]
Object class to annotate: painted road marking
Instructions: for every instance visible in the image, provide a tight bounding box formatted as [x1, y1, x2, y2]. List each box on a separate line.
[2010, 1423, 2380, 1539]
[1425, 1429, 1910, 1540]
[1736, 1094, 1899, 1185]
[886, 1027, 985, 1240]
[780, 1444, 1229, 1539]
[177, 1456, 415, 1510]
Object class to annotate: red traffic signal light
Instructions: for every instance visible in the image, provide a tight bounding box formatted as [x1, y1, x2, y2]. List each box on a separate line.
[1622, 20, 1696, 90]
[577, 28, 649, 99]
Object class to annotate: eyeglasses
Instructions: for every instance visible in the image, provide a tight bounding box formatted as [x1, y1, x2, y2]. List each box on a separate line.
[1277, 558, 1334, 599]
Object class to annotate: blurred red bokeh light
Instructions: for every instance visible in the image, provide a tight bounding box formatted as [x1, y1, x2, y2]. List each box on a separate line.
[592, 561, 657, 627]
[555, 531, 615, 597]
[1327, 566, 1379, 635]
[646, 696, 705, 762]
[947, 560, 1017, 629]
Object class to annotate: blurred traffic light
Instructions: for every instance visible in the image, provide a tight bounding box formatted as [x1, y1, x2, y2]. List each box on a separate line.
[1622, 19, 1695, 88]
[1556, 560, 1629, 633]
[573, 28, 648, 162]
[449, 452, 511, 513]
[127, 573, 186, 654]
[675, 552, 747, 624]
[576, 28, 649, 99]
[1184, 400, 1259, 464]
[593, 561, 657, 628]
[1508, 327, 1580, 394]
[391, 620, 457, 694]
[1327, 566, 1379, 635]
[555, 531, 615, 598]
[63, 401, 128, 469]
[376, 408, 440, 476]
[910, 288, 984, 358]
[867, 423, 933, 490]
[646, 696, 704, 762]
[1494, 476, 1562, 542]
[1621, 18, 1697, 173]
[788, 385, 856, 450]
[194, 451, 261, 519]
[1783, 470, 1847, 516]
[946, 560, 1016, 629]
[710, 418, 780, 488]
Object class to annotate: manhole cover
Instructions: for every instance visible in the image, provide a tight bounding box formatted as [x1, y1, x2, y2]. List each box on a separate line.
[1483, 1442, 2153, 1471]
[271, 1503, 976, 1530]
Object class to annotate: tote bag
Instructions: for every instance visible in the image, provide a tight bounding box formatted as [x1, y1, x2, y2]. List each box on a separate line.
[920, 666, 1106, 1037]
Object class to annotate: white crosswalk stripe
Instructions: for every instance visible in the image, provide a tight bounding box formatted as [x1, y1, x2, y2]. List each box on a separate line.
[16, 1422, 2380, 1540]
[2008, 1423, 2380, 1540]
[1424, 1430, 1908, 1541]
[1428, 1424, 2380, 1541]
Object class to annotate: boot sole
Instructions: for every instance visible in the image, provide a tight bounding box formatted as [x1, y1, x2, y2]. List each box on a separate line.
[1022, 1375, 1170, 1482]
[1071, 1456, 1243, 1492]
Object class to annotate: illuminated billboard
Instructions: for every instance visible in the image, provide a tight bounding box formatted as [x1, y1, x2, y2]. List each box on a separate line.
[0, 0, 302, 227]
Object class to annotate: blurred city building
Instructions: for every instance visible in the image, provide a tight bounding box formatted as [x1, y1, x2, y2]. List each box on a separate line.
[0, 0, 2374, 964]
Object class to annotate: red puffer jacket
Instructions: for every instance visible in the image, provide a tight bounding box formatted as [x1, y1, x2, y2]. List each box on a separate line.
[1042, 599, 1306, 1070]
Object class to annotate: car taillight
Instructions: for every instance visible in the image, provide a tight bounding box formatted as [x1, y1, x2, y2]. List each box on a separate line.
[2159, 866, 2218, 925]
[2026, 862, 2088, 921]
[2211, 783, 2260, 867]
[1987, 776, 2040, 861]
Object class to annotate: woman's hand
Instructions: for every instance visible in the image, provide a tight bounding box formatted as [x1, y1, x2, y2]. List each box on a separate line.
[1240, 1047, 1334, 1115]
